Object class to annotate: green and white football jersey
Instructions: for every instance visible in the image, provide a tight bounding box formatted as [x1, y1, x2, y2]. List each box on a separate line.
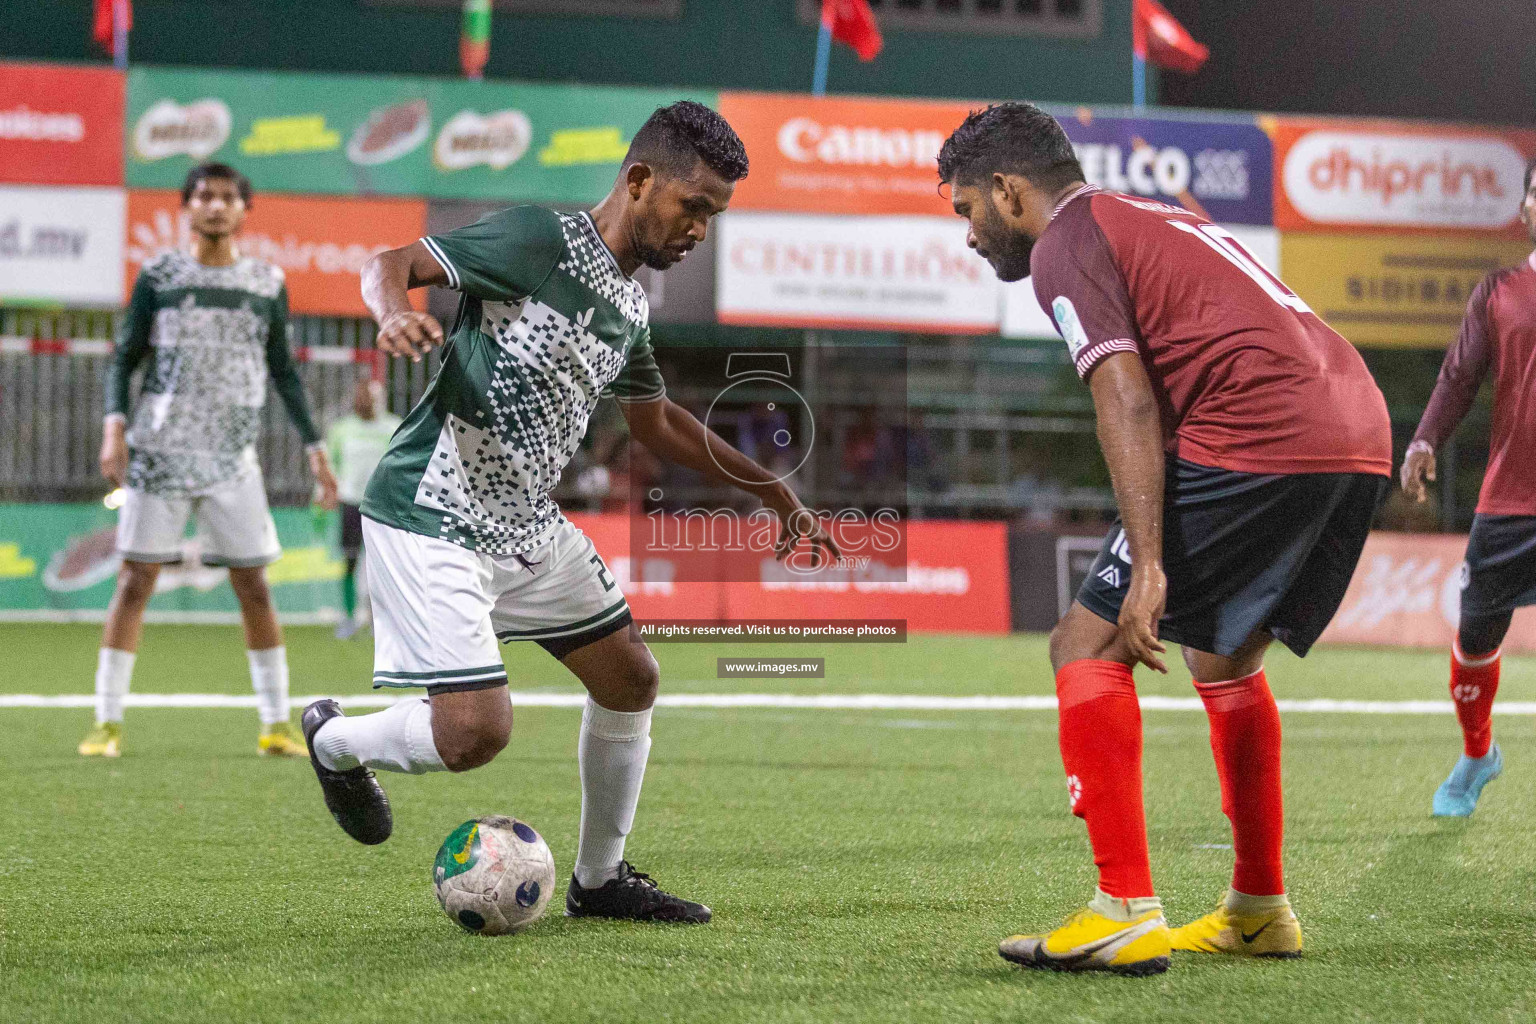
[108, 251, 321, 496]
[327, 412, 403, 506]
[362, 206, 665, 555]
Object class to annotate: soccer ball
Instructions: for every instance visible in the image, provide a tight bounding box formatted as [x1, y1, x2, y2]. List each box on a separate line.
[432, 815, 556, 935]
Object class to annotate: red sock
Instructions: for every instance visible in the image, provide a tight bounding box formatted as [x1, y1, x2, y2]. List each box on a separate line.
[1055, 660, 1154, 899]
[1194, 669, 1284, 896]
[1451, 643, 1500, 759]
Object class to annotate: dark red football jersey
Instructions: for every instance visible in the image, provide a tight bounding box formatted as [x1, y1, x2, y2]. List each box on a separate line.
[1413, 255, 1536, 515]
[1031, 186, 1392, 477]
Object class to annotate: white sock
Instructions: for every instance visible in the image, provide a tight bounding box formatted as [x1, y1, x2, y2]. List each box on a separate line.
[247, 647, 290, 727]
[314, 698, 445, 775]
[94, 648, 135, 724]
[574, 698, 653, 889]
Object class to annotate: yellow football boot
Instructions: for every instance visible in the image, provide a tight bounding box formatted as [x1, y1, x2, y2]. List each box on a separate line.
[78, 721, 122, 758]
[258, 721, 308, 758]
[1000, 897, 1172, 977]
[1170, 891, 1302, 958]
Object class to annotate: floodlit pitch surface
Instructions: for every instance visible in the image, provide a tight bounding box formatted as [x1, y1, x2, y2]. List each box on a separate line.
[3, 624, 1534, 1024]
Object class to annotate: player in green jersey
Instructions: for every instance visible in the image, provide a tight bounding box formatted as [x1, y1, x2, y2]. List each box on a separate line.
[302, 101, 836, 922]
[326, 378, 402, 639]
[80, 163, 339, 760]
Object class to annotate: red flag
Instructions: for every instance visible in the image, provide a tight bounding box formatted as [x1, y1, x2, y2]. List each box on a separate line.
[1133, 0, 1207, 75]
[92, 0, 132, 55]
[822, 0, 883, 62]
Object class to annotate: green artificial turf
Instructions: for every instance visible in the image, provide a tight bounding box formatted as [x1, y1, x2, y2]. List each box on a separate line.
[1, 624, 1533, 1023]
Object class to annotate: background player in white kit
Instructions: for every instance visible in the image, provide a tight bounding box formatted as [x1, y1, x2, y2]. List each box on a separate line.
[301, 102, 837, 922]
[80, 163, 339, 759]
[325, 377, 402, 639]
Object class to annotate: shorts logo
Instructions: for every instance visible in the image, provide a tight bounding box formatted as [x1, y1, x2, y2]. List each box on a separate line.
[1097, 564, 1123, 589]
[1109, 529, 1133, 566]
[1052, 296, 1092, 361]
[1066, 774, 1083, 812]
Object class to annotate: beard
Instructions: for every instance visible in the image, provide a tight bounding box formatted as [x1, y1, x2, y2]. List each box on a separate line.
[976, 203, 1035, 282]
[637, 243, 677, 272]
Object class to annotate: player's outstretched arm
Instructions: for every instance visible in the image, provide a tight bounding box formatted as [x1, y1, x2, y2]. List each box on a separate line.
[1088, 352, 1168, 673]
[361, 241, 448, 363]
[619, 397, 840, 567]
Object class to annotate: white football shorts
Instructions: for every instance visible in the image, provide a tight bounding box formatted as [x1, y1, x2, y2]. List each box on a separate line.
[116, 468, 281, 569]
[364, 515, 631, 690]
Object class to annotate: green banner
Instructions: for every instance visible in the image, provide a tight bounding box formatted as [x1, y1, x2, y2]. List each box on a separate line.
[126, 65, 716, 204]
[0, 502, 345, 620]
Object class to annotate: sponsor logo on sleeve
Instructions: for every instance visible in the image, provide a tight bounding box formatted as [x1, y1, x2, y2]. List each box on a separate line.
[433, 109, 532, 171]
[132, 98, 232, 161]
[1051, 295, 1091, 360]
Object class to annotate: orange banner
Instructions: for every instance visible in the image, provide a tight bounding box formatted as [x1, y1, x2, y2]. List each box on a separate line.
[125, 190, 426, 316]
[717, 92, 975, 217]
[1319, 531, 1536, 653]
[568, 513, 1010, 635]
[1268, 116, 1536, 236]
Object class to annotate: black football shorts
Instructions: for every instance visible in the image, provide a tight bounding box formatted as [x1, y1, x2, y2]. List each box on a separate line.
[1077, 457, 1389, 658]
[1459, 514, 1536, 620]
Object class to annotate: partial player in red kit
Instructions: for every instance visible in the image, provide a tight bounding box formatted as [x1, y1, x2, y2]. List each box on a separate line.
[1401, 158, 1536, 817]
[939, 103, 1392, 976]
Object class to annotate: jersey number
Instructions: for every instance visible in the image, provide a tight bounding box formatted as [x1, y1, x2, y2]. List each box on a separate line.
[589, 553, 616, 593]
[1170, 222, 1312, 314]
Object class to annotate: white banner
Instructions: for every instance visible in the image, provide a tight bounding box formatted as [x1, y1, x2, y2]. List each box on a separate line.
[0, 185, 125, 306]
[717, 211, 1001, 332]
[1000, 224, 1281, 340]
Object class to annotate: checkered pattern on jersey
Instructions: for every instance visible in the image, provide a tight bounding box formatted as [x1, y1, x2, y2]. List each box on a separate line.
[415, 298, 629, 554]
[126, 253, 283, 495]
[555, 213, 649, 327]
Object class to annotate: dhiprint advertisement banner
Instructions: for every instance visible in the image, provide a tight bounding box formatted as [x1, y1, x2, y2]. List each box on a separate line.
[0, 63, 125, 187]
[1280, 232, 1532, 347]
[1001, 225, 1280, 339]
[1270, 118, 1536, 235]
[126, 66, 714, 204]
[1319, 532, 1536, 654]
[716, 211, 1000, 332]
[1060, 108, 1273, 225]
[0, 186, 126, 306]
[125, 190, 427, 317]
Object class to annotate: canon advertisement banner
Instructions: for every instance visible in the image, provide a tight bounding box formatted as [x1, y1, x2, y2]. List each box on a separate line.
[0, 63, 125, 187]
[1272, 118, 1536, 235]
[717, 211, 1000, 332]
[0, 186, 126, 306]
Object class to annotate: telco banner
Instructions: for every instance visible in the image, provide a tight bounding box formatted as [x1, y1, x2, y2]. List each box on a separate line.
[0, 62, 125, 187]
[716, 211, 1000, 332]
[1280, 232, 1531, 347]
[0, 185, 126, 306]
[126, 66, 714, 204]
[1271, 117, 1536, 235]
[126, 190, 427, 317]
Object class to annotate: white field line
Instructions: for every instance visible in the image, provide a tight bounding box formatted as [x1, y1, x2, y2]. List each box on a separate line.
[4, 692, 1536, 715]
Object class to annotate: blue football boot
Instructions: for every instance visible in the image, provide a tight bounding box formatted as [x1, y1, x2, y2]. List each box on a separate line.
[1432, 743, 1503, 817]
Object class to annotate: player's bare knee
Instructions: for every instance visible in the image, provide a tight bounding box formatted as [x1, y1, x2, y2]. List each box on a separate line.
[441, 720, 510, 772]
[116, 563, 160, 606]
[619, 651, 661, 708]
[228, 569, 273, 609]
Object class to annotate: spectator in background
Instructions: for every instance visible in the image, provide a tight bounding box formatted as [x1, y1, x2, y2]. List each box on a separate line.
[327, 378, 402, 639]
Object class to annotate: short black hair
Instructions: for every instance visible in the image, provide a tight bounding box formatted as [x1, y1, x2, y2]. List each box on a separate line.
[937, 102, 1084, 193]
[182, 162, 253, 207]
[624, 101, 749, 183]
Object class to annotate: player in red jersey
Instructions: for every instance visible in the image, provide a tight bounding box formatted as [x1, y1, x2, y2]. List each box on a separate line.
[939, 103, 1392, 976]
[1400, 159, 1536, 817]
